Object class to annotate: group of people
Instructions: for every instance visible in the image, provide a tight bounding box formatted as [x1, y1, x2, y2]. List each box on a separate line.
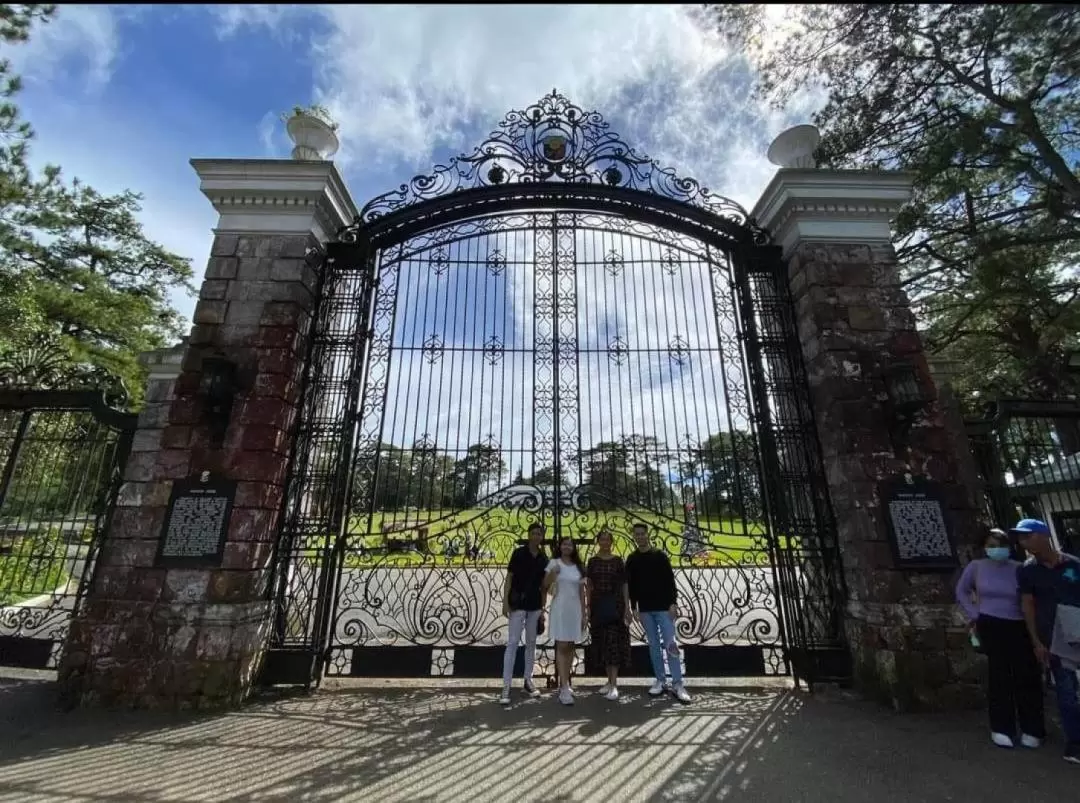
[499, 513, 1080, 763]
[500, 521, 692, 707]
[955, 518, 1080, 764]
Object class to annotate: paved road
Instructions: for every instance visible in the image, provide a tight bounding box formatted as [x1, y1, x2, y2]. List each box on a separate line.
[0, 673, 1075, 802]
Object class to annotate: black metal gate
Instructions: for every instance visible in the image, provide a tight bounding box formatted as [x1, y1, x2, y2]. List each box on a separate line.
[967, 398, 1080, 551]
[262, 92, 846, 687]
[0, 390, 135, 669]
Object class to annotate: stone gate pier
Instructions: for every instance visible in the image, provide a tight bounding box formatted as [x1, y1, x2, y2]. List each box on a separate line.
[752, 164, 984, 710]
[58, 125, 984, 712]
[57, 160, 357, 708]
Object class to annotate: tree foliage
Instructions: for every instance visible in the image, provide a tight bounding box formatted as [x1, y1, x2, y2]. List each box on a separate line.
[0, 5, 193, 408]
[681, 430, 763, 521]
[8, 180, 194, 403]
[580, 435, 674, 511]
[362, 441, 506, 512]
[698, 3, 1080, 404]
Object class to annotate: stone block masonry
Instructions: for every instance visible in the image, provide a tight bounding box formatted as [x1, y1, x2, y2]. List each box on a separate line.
[58, 232, 323, 709]
[753, 168, 987, 712]
[57, 158, 357, 710]
[788, 241, 984, 712]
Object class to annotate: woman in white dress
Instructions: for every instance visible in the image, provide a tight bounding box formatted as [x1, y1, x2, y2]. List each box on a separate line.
[543, 536, 587, 705]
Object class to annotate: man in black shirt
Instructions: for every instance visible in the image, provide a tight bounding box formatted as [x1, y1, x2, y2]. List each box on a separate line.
[626, 522, 692, 703]
[500, 522, 548, 704]
[1015, 518, 1080, 763]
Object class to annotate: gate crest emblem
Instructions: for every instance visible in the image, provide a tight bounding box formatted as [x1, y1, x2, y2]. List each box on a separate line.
[541, 133, 568, 163]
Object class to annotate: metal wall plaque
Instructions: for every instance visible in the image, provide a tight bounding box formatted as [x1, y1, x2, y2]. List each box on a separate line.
[878, 474, 958, 570]
[155, 471, 236, 568]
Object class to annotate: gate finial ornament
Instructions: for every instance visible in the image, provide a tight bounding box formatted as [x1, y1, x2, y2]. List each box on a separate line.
[767, 125, 820, 169]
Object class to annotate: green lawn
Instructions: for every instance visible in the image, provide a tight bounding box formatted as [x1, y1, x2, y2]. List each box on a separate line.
[0, 530, 71, 606]
[294, 508, 793, 569]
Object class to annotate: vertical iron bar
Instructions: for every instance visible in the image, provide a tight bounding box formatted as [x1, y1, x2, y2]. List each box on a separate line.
[0, 410, 31, 511]
[314, 237, 378, 676]
[550, 212, 563, 542]
[727, 244, 802, 685]
[269, 246, 329, 646]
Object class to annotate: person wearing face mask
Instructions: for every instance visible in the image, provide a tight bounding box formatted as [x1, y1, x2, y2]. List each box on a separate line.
[955, 528, 1045, 749]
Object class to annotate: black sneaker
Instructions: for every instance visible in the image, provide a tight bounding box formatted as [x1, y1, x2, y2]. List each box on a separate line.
[523, 680, 541, 698]
[1065, 743, 1080, 765]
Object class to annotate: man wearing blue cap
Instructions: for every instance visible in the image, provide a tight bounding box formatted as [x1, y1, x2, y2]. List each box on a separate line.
[1014, 518, 1080, 764]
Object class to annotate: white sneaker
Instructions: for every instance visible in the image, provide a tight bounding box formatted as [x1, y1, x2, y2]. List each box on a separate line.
[523, 680, 541, 698]
[1020, 734, 1042, 749]
[991, 732, 1015, 748]
[559, 687, 574, 706]
[672, 684, 692, 704]
[605, 686, 619, 702]
[598, 684, 612, 696]
[648, 680, 666, 697]
[499, 691, 511, 706]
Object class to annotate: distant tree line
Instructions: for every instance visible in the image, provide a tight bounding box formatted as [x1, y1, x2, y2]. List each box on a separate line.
[353, 430, 765, 520]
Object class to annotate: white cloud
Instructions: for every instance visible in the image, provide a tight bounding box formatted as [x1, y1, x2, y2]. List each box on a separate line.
[257, 110, 285, 157]
[212, 3, 304, 41]
[216, 4, 822, 209]
[4, 3, 822, 473]
[8, 5, 122, 91]
[211, 4, 823, 465]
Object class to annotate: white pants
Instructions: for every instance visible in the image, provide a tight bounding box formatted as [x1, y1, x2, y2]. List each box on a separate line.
[502, 609, 541, 689]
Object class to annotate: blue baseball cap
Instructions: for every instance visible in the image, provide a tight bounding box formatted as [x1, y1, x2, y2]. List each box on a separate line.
[1011, 519, 1051, 537]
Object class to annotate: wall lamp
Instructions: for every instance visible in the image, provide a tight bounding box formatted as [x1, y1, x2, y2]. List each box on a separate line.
[884, 361, 932, 449]
[200, 352, 238, 447]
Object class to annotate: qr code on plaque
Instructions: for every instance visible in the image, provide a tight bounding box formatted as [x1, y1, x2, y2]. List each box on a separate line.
[888, 500, 951, 560]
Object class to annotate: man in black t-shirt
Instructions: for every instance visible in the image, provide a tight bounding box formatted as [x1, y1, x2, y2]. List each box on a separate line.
[500, 522, 548, 705]
[1015, 518, 1080, 763]
[627, 522, 692, 704]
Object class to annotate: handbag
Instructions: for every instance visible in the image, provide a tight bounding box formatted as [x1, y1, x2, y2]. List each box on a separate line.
[1058, 603, 1080, 647]
[1052, 603, 1080, 666]
[591, 593, 620, 627]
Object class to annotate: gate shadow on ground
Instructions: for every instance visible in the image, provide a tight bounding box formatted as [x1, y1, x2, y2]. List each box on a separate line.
[0, 676, 1076, 802]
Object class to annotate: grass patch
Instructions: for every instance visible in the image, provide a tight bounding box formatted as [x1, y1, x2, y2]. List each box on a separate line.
[0, 528, 71, 606]
[295, 508, 796, 569]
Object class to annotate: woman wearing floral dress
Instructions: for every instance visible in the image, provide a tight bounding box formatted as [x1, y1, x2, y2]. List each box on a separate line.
[586, 529, 632, 701]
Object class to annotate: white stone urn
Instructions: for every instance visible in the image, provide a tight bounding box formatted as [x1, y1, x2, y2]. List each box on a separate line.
[284, 105, 340, 160]
[767, 124, 821, 169]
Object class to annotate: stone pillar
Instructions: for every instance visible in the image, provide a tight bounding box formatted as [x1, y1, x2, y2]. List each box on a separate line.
[752, 168, 984, 711]
[58, 160, 357, 709]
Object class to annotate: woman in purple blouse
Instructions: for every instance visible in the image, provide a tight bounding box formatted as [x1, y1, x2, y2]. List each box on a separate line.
[955, 528, 1045, 749]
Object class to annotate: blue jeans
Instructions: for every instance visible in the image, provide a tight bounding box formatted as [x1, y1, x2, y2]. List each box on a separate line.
[640, 610, 683, 685]
[1050, 657, 1080, 746]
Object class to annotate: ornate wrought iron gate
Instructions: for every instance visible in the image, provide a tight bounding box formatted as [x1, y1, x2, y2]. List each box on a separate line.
[263, 92, 846, 687]
[967, 398, 1080, 552]
[0, 390, 135, 669]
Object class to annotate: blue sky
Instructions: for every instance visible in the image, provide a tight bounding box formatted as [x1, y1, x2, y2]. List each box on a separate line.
[13, 4, 817, 476]
[14, 4, 815, 327]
